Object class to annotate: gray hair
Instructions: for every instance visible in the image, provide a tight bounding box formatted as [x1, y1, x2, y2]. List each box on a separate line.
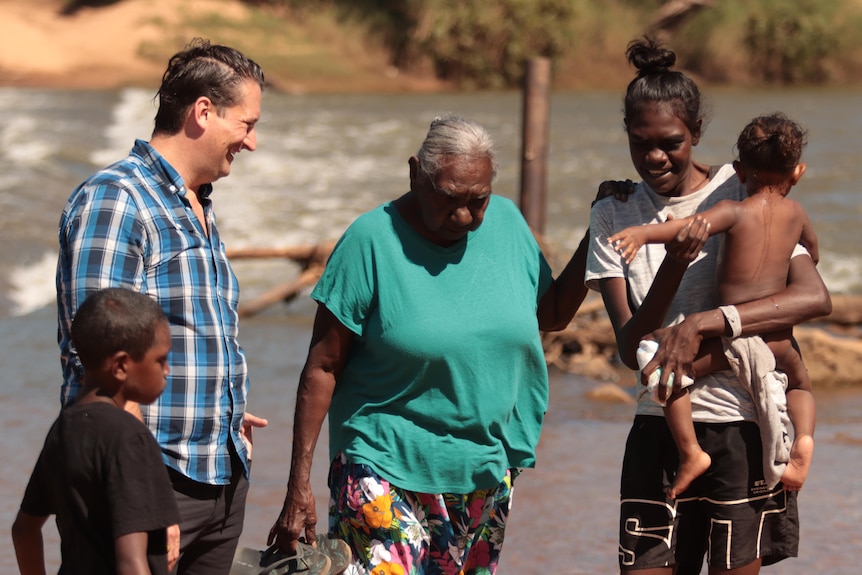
[416, 115, 499, 182]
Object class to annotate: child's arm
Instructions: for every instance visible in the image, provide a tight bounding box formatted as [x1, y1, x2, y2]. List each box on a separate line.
[608, 216, 691, 264]
[608, 200, 742, 264]
[115, 531, 153, 575]
[11, 510, 48, 575]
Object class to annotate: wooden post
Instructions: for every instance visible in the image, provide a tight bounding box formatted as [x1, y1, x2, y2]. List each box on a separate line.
[519, 57, 551, 234]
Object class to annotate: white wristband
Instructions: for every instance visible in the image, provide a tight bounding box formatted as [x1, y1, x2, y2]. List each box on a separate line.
[719, 304, 742, 338]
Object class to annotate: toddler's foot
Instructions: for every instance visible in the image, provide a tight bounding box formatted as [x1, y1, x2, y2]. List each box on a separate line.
[781, 434, 814, 491]
[667, 450, 712, 499]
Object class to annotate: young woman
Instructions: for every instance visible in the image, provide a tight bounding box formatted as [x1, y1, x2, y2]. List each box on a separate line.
[586, 37, 831, 575]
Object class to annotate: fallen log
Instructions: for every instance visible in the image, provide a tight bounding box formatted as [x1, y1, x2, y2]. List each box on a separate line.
[227, 241, 335, 318]
[237, 267, 323, 318]
[227, 241, 862, 386]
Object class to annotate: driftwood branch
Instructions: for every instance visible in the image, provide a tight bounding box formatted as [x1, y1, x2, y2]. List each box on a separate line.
[228, 240, 862, 386]
[542, 292, 862, 387]
[227, 241, 335, 318]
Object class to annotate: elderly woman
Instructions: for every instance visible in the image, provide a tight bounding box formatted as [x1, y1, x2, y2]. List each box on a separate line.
[268, 114, 591, 574]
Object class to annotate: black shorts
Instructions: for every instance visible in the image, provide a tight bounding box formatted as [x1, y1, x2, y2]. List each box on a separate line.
[618, 415, 799, 572]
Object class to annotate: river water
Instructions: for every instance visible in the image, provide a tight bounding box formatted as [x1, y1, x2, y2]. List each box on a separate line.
[1, 87, 860, 573]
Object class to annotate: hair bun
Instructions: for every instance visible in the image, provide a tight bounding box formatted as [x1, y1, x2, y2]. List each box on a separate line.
[627, 36, 676, 76]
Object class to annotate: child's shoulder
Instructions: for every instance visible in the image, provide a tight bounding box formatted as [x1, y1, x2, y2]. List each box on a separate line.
[63, 401, 150, 435]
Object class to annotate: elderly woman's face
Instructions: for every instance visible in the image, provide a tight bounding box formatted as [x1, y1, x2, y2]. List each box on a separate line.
[416, 155, 493, 245]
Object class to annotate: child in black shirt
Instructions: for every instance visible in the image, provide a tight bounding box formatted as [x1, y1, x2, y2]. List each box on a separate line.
[12, 287, 181, 574]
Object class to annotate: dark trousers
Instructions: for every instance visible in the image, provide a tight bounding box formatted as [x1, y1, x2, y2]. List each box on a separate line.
[168, 459, 249, 575]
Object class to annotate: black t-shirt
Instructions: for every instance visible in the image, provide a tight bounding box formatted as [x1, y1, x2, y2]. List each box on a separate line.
[21, 402, 180, 574]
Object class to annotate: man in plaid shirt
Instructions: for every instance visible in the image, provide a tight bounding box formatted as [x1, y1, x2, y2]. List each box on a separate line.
[56, 39, 268, 574]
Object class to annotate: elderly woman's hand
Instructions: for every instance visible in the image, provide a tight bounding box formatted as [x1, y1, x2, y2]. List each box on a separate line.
[268, 481, 318, 554]
[594, 179, 635, 207]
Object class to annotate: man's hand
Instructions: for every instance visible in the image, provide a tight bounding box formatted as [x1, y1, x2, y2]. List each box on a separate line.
[241, 412, 269, 460]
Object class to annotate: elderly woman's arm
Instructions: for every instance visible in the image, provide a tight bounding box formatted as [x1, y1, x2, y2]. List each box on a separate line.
[536, 231, 591, 331]
[537, 182, 640, 331]
[269, 304, 354, 553]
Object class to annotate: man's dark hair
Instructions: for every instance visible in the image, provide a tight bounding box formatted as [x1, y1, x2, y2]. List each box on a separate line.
[153, 38, 265, 135]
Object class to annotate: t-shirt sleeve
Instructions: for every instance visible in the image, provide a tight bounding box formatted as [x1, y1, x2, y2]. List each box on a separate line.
[19, 448, 55, 518]
[585, 200, 624, 291]
[311, 216, 378, 337]
[107, 429, 180, 538]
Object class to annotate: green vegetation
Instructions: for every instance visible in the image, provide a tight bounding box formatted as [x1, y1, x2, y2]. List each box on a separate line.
[249, 0, 862, 88]
[138, 0, 862, 90]
[674, 0, 862, 84]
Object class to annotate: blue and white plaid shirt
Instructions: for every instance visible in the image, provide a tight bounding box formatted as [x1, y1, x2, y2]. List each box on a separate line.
[57, 139, 250, 485]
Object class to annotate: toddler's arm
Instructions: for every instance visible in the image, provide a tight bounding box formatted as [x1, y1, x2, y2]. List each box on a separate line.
[608, 200, 744, 264]
[608, 216, 692, 264]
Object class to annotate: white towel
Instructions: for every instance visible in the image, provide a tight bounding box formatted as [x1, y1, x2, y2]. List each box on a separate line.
[721, 336, 791, 489]
[636, 339, 694, 407]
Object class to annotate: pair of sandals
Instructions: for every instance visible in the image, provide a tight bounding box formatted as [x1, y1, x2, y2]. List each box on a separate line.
[232, 534, 352, 575]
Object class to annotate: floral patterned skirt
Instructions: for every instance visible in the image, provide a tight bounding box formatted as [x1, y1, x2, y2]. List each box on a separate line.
[328, 453, 517, 575]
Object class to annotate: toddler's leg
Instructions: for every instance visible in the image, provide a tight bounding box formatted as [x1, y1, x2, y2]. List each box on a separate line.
[664, 389, 711, 499]
[763, 331, 816, 491]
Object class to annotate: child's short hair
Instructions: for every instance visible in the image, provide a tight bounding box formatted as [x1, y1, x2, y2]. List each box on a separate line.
[735, 112, 808, 174]
[71, 288, 168, 370]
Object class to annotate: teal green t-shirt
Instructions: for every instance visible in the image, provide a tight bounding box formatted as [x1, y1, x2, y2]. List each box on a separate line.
[312, 195, 553, 493]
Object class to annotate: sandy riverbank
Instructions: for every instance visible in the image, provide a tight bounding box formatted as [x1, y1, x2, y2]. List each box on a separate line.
[0, 0, 449, 92]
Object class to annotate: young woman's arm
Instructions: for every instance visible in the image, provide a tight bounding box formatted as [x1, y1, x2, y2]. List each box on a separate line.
[269, 304, 354, 554]
[643, 253, 831, 387]
[601, 217, 712, 369]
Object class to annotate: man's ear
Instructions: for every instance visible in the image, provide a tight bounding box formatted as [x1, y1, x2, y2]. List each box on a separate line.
[790, 162, 807, 185]
[192, 96, 214, 129]
[732, 160, 746, 183]
[109, 351, 131, 382]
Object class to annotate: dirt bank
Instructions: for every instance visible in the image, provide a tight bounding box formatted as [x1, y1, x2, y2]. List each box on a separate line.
[0, 0, 173, 88]
[0, 0, 449, 92]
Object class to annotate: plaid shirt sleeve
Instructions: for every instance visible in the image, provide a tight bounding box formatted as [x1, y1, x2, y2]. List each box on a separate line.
[57, 179, 147, 404]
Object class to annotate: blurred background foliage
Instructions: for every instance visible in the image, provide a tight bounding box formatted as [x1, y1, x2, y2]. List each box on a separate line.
[67, 0, 862, 89]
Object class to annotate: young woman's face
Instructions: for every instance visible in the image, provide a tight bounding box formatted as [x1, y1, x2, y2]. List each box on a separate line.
[626, 102, 701, 197]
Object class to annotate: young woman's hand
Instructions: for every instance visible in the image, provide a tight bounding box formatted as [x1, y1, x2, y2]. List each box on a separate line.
[664, 215, 709, 264]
